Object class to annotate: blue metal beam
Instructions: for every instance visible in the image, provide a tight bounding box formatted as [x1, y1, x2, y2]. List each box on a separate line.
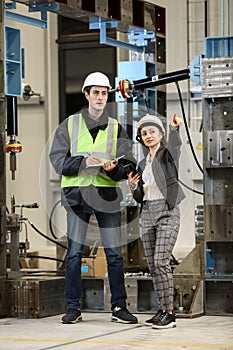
[5, 11, 47, 28]
[4, 1, 59, 28]
[89, 17, 154, 53]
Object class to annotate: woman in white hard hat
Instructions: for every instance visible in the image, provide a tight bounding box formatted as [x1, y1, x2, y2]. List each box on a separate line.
[50, 72, 138, 325]
[128, 113, 185, 329]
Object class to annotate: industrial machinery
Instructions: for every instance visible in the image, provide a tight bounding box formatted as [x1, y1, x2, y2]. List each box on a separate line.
[0, 1, 232, 318]
[6, 196, 39, 278]
[116, 36, 233, 316]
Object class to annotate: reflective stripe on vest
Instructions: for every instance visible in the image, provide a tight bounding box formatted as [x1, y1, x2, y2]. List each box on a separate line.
[61, 113, 119, 188]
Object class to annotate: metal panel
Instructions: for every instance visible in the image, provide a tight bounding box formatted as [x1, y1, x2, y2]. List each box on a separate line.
[204, 168, 233, 205]
[137, 278, 157, 312]
[205, 130, 233, 167]
[126, 239, 148, 272]
[157, 37, 166, 64]
[203, 97, 233, 131]
[205, 242, 233, 277]
[173, 243, 204, 276]
[67, 0, 82, 9]
[0, 279, 7, 317]
[95, 0, 108, 18]
[121, 0, 133, 25]
[205, 205, 233, 241]
[144, 2, 155, 32]
[205, 280, 233, 315]
[7, 277, 66, 318]
[95, 276, 157, 314]
[202, 57, 233, 97]
[82, 278, 104, 310]
[205, 36, 233, 58]
[154, 4, 166, 35]
[125, 277, 138, 311]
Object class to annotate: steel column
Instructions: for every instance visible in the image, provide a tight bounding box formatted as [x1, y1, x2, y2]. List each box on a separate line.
[202, 55, 233, 315]
[0, 0, 7, 317]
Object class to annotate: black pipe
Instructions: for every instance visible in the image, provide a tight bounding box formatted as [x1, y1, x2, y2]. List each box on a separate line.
[25, 255, 65, 263]
[133, 69, 190, 90]
[124, 97, 133, 140]
[7, 96, 18, 136]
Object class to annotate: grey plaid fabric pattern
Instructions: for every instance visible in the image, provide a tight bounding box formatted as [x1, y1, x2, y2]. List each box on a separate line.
[140, 199, 180, 311]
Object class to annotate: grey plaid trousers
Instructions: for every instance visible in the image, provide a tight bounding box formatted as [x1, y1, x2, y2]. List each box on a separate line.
[140, 199, 180, 311]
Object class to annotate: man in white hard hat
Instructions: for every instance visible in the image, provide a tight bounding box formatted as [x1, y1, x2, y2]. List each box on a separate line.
[82, 72, 112, 92]
[49, 72, 138, 324]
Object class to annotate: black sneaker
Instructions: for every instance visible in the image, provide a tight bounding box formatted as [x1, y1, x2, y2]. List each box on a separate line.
[152, 311, 176, 329]
[111, 306, 138, 324]
[144, 309, 163, 326]
[61, 309, 82, 324]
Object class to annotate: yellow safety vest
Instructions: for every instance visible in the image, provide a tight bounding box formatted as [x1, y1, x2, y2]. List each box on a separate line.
[61, 113, 119, 188]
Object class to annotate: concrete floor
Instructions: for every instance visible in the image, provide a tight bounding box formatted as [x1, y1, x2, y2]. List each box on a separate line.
[0, 312, 232, 350]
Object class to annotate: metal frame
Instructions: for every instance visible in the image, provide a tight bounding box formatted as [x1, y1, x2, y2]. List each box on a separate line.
[4, 1, 59, 28]
[89, 16, 154, 53]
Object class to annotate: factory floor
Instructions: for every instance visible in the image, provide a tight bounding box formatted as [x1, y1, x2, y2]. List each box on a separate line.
[0, 312, 232, 350]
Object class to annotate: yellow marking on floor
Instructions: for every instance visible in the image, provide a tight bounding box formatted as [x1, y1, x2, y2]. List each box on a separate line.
[0, 338, 232, 348]
[0, 338, 76, 343]
[82, 339, 233, 348]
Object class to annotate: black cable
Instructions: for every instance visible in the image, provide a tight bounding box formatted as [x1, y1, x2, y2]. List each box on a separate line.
[49, 199, 62, 240]
[178, 179, 203, 195]
[25, 254, 65, 263]
[175, 81, 203, 174]
[28, 221, 67, 250]
[23, 270, 61, 275]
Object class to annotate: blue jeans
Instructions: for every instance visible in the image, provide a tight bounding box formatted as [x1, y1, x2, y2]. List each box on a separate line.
[65, 207, 127, 310]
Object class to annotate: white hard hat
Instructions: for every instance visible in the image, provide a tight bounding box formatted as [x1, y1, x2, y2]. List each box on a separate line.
[136, 114, 165, 135]
[82, 72, 112, 92]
